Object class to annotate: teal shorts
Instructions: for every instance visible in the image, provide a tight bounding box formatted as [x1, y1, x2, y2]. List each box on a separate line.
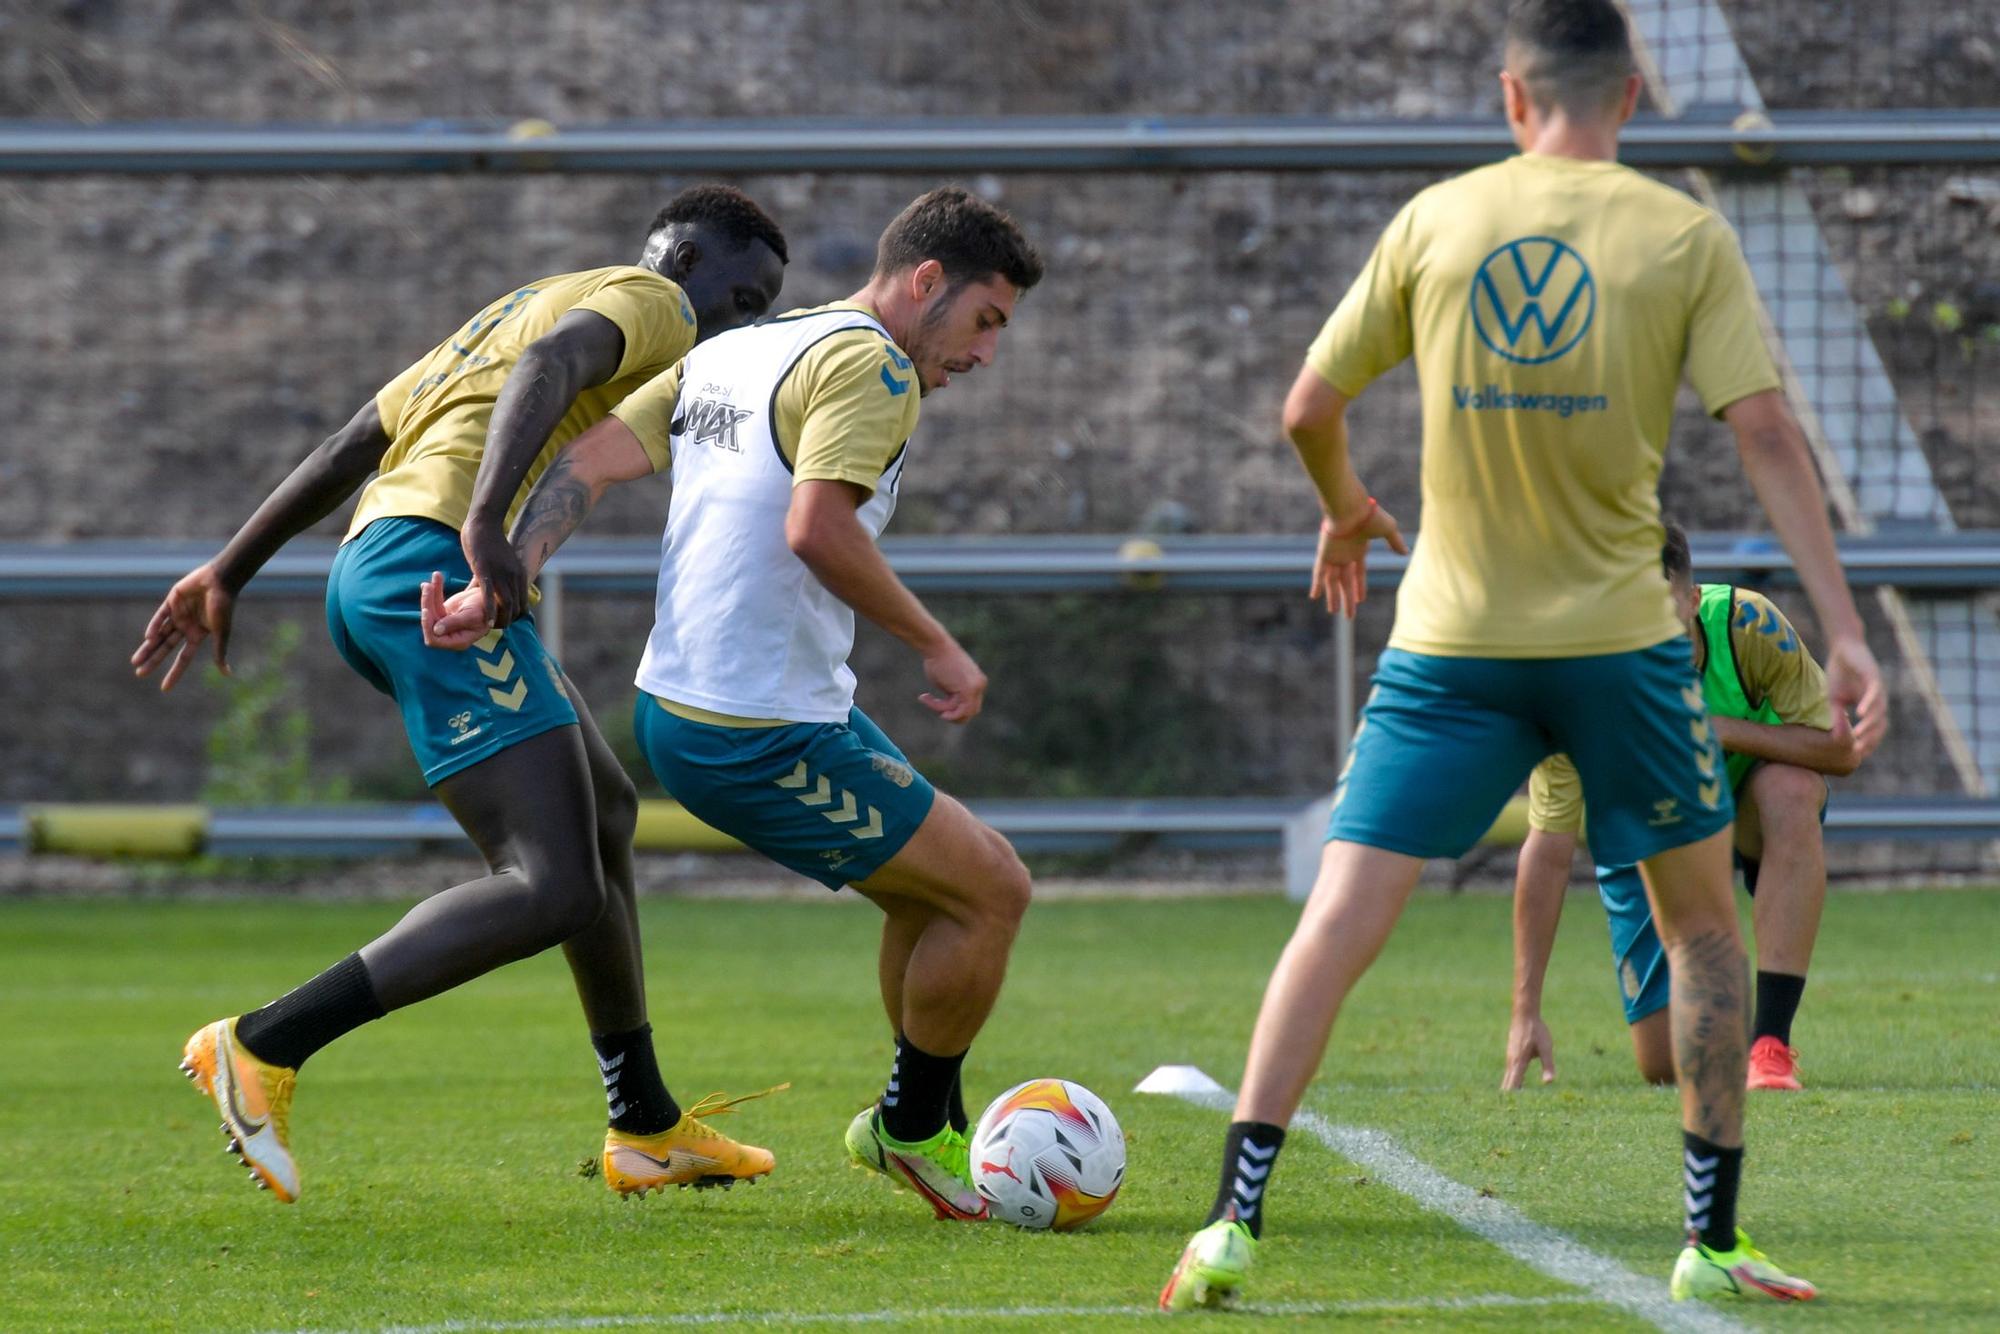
[1596, 781, 1827, 1025]
[327, 516, 577, 786]
[1595, 862, 1673, 1024]
[634, 695, 936, 889]
[1326, 642, 1732, 867]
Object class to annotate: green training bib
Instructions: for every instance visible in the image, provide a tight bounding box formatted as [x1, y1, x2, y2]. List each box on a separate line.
[1697, 583, 1784, 790]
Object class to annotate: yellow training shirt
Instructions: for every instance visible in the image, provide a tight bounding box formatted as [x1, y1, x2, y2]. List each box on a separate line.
[350, 265, 699, 540]
[1529, 590, 1832, 834]
[613, 301, 919, 486]
[1307, 153, 1782, 658]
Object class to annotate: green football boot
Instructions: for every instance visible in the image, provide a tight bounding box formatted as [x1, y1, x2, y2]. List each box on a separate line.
[1671, 1228, 1818, 1302]
[844, 1105, 986, 1220]
[1159, 1218, 1256, 1311]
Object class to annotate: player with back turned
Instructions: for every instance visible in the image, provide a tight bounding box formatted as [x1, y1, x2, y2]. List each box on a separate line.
[133, 186, 791, 1205]
[1161, 0, 1885, 1310]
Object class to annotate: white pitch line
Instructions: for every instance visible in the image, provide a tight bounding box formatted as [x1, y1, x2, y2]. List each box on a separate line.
[274, 1291, 1598, 1334]
[1145, 1070, 1747, 1334]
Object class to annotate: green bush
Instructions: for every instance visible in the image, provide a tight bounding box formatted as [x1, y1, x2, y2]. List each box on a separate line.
[202, 620, 349, 806]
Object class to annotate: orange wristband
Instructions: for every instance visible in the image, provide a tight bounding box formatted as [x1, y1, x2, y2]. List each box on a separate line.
[1324, 497, 1377, 540]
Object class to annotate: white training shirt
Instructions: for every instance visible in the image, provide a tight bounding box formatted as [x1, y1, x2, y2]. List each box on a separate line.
[635, 308, 909, 722]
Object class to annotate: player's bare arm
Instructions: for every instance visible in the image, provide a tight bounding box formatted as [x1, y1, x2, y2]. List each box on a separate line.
[132, 398, 390, 691]
[1503, 826, 1575, 1090]
[1282, 368, 1408, 618]
[787, 478, 985, 723]
[459, 309, 628, 626]
[1710, 714, 1874, 776]
[1723, 388, 1887, 748]
[424, 416, 655, 650]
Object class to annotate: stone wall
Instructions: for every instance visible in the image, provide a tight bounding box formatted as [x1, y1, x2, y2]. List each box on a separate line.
[2, 1, 1994, 806]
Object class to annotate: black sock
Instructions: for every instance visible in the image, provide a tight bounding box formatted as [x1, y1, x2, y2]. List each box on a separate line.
[948, 1070, 969, 1135]
[1752, 971, 1806, 1047]
[1683, 1131, 1744, 1252]
[1204, 1121, 1286, 1240]
[233, 953, 386, 1070]
[592, 1024, 681, 1136]
[880, 1034, 964, 1143]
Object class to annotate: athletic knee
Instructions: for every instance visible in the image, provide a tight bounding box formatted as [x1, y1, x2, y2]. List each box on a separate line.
[596, 773, 641, 849]
[1637, 1052, 1677, 1086]
[1747, 764, 1824, 831]
[519, 854, 610, 943]
[981, 834, 1033, 932]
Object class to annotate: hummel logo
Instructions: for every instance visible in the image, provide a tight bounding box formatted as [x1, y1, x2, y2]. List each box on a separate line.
[1240, 1141, 1278, 1162]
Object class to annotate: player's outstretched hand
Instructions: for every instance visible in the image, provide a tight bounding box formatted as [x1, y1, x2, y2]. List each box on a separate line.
[1824, 634, 1887, 761]
[1310, 502, 1409, 619]
[919, 638, 988, 725]
[460, 516, 526, 629]
[1501, 1008, 1557, 1090]
[421, 572, 496, 651]
[131, 563, 236, 693]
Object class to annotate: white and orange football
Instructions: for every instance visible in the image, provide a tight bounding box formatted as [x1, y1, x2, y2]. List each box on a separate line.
[969, 1078, 1126, 1231]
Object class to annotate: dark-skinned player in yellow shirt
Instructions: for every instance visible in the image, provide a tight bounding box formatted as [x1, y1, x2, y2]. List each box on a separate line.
[133, 185, 789, 1206]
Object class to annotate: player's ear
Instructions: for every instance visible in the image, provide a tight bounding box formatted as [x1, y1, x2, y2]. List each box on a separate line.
[1500, 71, 1527, 128]
[1618, 73, 1642, 124]
[667, 238, 703, 282]
[912, 259, 946, 302]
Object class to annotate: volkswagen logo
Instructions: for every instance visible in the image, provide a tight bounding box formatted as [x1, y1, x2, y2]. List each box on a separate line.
[1469, 236, 1596, 365]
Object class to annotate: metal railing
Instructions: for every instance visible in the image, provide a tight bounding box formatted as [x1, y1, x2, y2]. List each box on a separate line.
[2, 113, 1998, 175]
[6, 795, 1997, 901]
[10, 533, 2000, 890]
[10, 532, 2000, 598]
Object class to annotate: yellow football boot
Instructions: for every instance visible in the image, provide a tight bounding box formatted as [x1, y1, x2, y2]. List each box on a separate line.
[602, 1084, 787, 1198]
[179, 1018, 299, 1203]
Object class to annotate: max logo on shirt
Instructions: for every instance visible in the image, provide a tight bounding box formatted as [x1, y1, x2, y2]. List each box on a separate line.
[1469, 237, 1596, 365]
[673, 397, 755, 453]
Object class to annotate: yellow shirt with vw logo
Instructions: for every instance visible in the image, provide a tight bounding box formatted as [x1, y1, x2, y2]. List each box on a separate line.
[1305, 153, 1781, 658]
[353, 265, 699, 540]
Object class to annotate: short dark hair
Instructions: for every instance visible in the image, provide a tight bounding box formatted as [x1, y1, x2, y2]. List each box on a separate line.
[1661, 519, 1692, 584]
[1504, 0, 1634, 115]
[648, 184, 788, 264]
[874, 186, 1043, 293]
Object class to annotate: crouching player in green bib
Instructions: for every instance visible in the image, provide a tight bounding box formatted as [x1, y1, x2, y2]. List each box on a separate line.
[1503, 522, 1882, 1095]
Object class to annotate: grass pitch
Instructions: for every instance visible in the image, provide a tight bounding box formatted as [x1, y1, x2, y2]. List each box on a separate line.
[1, 887, 1994, 1332]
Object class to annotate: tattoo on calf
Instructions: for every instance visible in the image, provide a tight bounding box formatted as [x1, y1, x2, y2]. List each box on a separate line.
[1669, 928, 1747, 1144]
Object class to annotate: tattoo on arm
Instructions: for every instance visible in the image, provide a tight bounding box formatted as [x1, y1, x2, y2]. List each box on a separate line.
[508, 450, 596, 578]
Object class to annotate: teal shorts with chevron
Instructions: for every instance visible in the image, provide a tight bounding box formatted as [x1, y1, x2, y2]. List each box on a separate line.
[327, 516, 578, 786]
[633, 694, 936, 889]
